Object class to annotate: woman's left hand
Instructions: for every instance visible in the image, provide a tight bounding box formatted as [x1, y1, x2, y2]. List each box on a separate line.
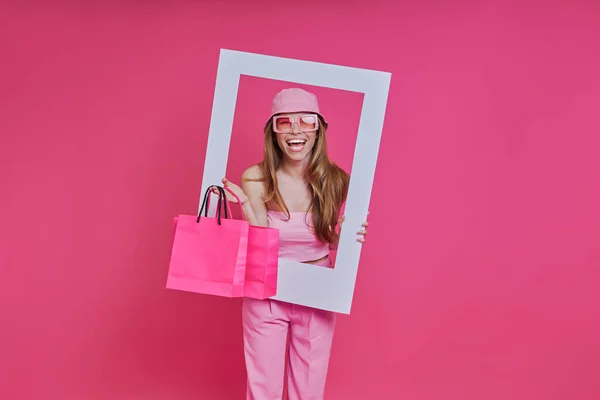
[338, 212, 369, 243]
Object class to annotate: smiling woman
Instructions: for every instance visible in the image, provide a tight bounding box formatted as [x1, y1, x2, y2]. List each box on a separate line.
[216, 87, 369, 399]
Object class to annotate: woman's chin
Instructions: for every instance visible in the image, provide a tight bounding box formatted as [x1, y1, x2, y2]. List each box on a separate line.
[284, 152, 310, 162]
[282, 147, 311, 162]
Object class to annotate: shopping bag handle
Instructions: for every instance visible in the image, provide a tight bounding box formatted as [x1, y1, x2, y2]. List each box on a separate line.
[197, 185, 229, 225]
[204, 185, 247, 222]
[205, 186, 230, 220]
[222, 186, 246, 221]
[197, 185, 246, 224]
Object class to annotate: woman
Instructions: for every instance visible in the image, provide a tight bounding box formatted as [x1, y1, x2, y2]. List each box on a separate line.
[219, 88, 368, 399]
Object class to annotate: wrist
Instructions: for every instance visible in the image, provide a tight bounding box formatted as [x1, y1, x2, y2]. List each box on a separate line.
[239, 198, 252, 210]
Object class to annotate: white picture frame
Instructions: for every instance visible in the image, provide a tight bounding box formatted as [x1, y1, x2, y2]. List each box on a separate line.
[200, 49, 391, 314]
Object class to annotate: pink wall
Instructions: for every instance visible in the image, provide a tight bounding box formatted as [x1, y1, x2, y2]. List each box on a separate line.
[1, 1, 599, 399]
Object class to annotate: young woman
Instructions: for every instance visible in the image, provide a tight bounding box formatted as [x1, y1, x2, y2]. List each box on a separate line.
[219, 88, 368, 399]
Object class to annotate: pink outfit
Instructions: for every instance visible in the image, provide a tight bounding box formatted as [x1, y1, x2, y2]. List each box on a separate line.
[242, 211, 336, 400]
[266, 211, 330, 264]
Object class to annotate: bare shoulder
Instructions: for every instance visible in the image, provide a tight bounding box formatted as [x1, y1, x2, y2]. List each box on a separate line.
[242, 164, 263, 181]
[241, 164, 266, 201]
[241, 164, 268, 218]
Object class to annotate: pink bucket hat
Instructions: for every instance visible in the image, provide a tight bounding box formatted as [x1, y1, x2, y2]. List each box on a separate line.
[266, 88, 328, 129]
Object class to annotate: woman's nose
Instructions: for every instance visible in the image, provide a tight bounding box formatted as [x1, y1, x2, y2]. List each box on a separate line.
[291, 122, 301, 133]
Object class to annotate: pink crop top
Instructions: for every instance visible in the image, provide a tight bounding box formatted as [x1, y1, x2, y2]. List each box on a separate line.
[267, 210, 330, 265]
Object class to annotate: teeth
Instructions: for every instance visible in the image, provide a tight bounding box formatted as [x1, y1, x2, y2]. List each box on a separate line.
[287, 140, 306, 145]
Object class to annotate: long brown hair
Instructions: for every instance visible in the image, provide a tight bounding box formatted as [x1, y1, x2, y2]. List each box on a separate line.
[251, 118, 349, 244]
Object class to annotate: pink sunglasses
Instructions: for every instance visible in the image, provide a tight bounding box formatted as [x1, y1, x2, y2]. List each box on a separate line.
[273, 114, 319, 134]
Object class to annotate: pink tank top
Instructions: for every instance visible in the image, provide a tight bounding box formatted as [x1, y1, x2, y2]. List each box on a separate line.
[267, 210, 331, 267]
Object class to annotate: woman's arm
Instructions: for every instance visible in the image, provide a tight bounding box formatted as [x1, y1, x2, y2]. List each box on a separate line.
[241, 166, 268, 227]
[221, 165, 268, 227]
[328, 216, 343, 250]
[328, 213, 369, 249]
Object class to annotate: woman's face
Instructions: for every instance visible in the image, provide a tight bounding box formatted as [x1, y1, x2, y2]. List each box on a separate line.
[273, 113, 319, 162]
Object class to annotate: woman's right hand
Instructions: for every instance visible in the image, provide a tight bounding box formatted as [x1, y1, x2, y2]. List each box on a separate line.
[212, 177, 248, 205]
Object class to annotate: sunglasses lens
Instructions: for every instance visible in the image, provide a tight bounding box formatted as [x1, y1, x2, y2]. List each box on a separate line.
[299, 115, 317, 131]
[275, 116, 292, 132]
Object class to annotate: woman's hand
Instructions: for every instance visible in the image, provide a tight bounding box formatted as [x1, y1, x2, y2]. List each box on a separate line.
[338, 212, 369, 243]
[211, 177, 248, 205]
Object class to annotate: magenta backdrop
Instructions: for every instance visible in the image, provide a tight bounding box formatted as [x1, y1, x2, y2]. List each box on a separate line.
[1, 1, 599, 399]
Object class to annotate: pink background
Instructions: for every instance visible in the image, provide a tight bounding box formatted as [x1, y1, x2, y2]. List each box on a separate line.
[1, 1, 599, 399]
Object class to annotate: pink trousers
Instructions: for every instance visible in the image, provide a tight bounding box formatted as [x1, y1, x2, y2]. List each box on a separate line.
[242, 297, 336, 400]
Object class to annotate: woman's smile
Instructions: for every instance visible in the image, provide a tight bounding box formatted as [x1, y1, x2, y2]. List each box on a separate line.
[286, 138, 307, 152]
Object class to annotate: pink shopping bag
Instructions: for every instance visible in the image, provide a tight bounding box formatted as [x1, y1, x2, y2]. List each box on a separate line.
[244, 225, 279, 299]
[222, 187, 279, 299]
[166, 186, 249, 298]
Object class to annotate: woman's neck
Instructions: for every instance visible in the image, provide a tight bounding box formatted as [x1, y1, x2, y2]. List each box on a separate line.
[280, 156, 310, 179]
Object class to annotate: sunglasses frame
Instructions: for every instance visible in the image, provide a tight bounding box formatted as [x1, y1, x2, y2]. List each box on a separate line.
[272, 113, 320, 134]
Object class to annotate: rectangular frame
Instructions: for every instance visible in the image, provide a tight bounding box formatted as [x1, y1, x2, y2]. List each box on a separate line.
[201, 49, 391, 314]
